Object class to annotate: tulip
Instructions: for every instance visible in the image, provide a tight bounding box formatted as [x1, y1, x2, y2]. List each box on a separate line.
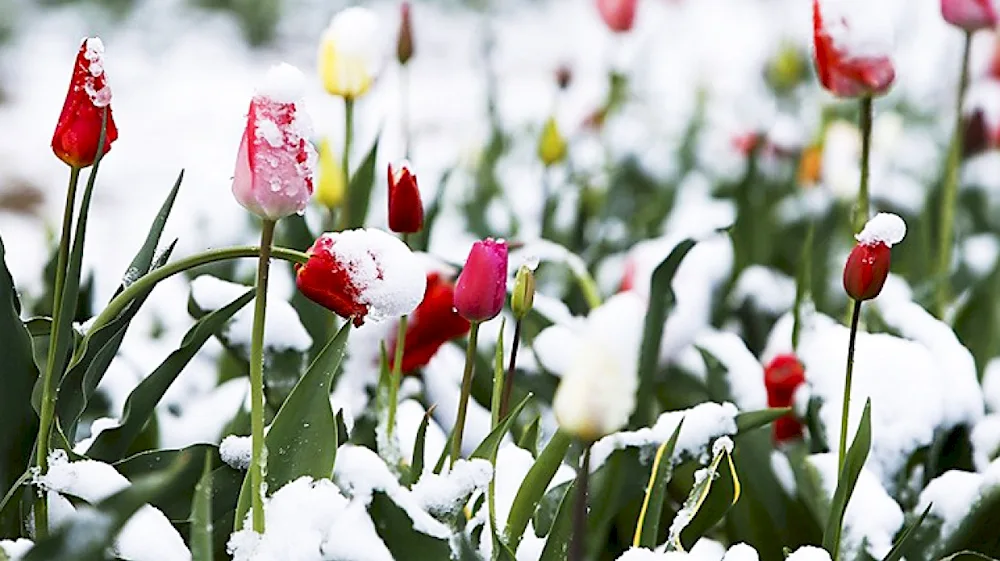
[296, 228, 426, 326]
[387, 161, 423, 233]
[842, 212, 906, 301]
[388, 273, 471, 374]
[597, 0, 637, 33]
[764, 355, 807, 443]
[52, 37, 119, 168]
[231, 63, 317, 221]
[942, 0, 998, 31]
[318, 7, 383, 100]
[511, 265, 536, 320]
[812, 0, 896, 98]
[538, 116, 568, 167]
[397, 2, 414, 66]
[454, 238, 509, 322]
[316, 137, 345, 209]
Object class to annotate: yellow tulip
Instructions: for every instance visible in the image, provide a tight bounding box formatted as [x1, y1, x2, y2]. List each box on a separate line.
[318, 7, 382, 100]
[538, 116, 567, 167]
[315, 138, 345, 209]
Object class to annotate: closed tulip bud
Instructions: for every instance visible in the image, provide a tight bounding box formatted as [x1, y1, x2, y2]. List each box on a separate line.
[387, 160, 423, 233]
[454, 238, 508, 322]
[764, 354, 807, 443]
[388, 272, 471, 373]
[812, 0, 896, 98]
[397, 2, 414, 66]
[766, 43, 807, 94]
[319, 7, 383, 100]
[316, 137, 345, 209]
[511, 265, 535, 320]
[942, 0, 998, 31]
[296, 228, 426, 326]
[597, 0, 637, 33]
[52, 37, 119, 168]
[843, 212, 906, 301]
[538, 116, 567, 167]
[232, 63, 317, 221]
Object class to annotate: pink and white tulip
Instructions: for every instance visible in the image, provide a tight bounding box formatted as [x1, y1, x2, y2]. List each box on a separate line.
[942, 0, 998, 31]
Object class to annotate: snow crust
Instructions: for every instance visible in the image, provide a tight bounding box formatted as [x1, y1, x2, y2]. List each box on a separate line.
[256, 62, 306, 104]
[220, 434, 252, 470]
[410, 458, 492, 517]
[855, 212, 906, 247]
[730, 265, 796, 315]
[785, 546, 832, 561]
[722, 543, 759, 561]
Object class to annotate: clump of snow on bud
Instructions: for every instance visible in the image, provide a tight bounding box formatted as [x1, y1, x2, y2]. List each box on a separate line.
[855, 212, 906, 247]
[817, 0, 896, 59]
[83, 37, 105, 77]
[256, 62, 307, 103]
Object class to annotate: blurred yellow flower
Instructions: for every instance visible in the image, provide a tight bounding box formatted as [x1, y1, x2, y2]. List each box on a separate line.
[316, 138, 345, 209]
[318, 7, 383, 100]
[538, 116, 567, 167]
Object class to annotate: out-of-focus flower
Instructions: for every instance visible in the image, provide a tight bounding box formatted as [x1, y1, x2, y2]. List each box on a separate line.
[556, 64, 573, 90]
[511, 265, 536, 320]
[843, 212, 906, 301]
[766, 42, 809, 94]
[315, 137, 345, 209]
[812, 0, 896, 98]
[232, 63, 316, 221]
[764, 354, 807, 443]
[388, 273, 470, 374]
[387, 161, 423, 233]
[397, 2, 414, 65]
[962, 79, 1000, 157]
[941, 0, 997, 31]
[296, 228, 426, 326]
[538, 116, 568, 167]
[454, 238, 508, 322]
[319, 7, 383, 99]
[798, 144, 824, 186]
[732, 132, 762, 157]
[52, 37, 119, 168]
[597, 0, 637, 33]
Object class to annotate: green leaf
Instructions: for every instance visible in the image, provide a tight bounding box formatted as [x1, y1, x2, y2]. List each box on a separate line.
[665, 441, 741, 551]
[191, 450, 214, 561]
[822, 399, 873, 560]
[882, 503, 931, 561]
[506, 429, 572, 550]
[0, 236, 40, 536]
[940, 553, 999, 561]
[405, 405, 436, 488]
[234, 323, 351, 529]
[86, 290, 254, 461]
[634, 419, 684, 548]
[735, 407, 793, 433]
[114, 444, 223, 521]
[344, 137, 380, 230]
[367, 491, 451, 559]
[24, 317, 52, 338]
[517, 416, 541, 457]
[632, 239, 697, 427]
[470, 394, 532, 461]
[491, 321, 505, 429]
[537, 482, 576, 561]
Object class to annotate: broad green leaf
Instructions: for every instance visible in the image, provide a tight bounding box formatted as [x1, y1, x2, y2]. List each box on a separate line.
[632, 239, 697, 427]
[665, 441, 741, 551]
[823, 399, 873, 560]
[940, 474, 1000, 557]
[24, 317, 52, 338]
[735, 407, 793, 433]
[87, 290, 254, 461]
[344, 137, 380, 230]
[506, 429, 571, 550]
[191, 450, 214, 561]
[0, 237, 40, 536]
[118, 170, 184, 297]
[405, 405, 436, 488]
[491, 322, 505, 429]
[517, 416, 541, 457]
[633, 419, 685, 548]
[940, 553, 999, 561]
[537, 482, 576, 561]
[470, 394, 532, 461]
[234, 323, 351, 529]
[882, 503, 931, 561]
[367, 491, 452, 559]
[114, 444, 223, 522]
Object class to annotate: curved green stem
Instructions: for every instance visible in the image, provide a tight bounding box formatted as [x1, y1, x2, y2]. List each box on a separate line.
[451, 321, 481, 468]
[249, 221, 276, 533]
[35, 166, 81, 538]
[936, 31, 973, 318]
[852, 97, 873, 234]
[838, 300, 862, 475]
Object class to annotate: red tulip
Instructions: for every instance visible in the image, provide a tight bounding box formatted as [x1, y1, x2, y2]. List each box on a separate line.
[52, 37, 119, 168]
[764, 354, 807, 443]
[942, 0, 998, 31]
[597, 0, 637, 33]
[388, 273, 471, 374]
[454, 238, 508, 322]
[397, 2, 414, 65]
[842, 213, 906, 301]
[812, 0, 896, 98]
[388, 161, 423, 233]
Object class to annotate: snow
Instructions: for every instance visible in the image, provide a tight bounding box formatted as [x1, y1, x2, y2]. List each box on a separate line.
[0, 539, 33, 561]
[963, 233, 1000, 278]
[532, 323, 580, 376]
[410, 458, 492, 518]
[395, 399, 448, 475]
[817, 0, 896, 58]
[422, 343, 497, 456]
[712, 436, 734, 456]
[74, 417, 120, 455]
[984, 358, 1000, 412]
[220, 434, 253, 470]
[83, 37, 105, 77]
[319, 7, 385, 87]
[785, 546, 832, 561]
[688, 329, 768, 411]
[973, 414, 1000, 471]
[158, 377, 249, 449]
[770, 451, 797, 495]
[807, 453, 903, 560]
[730, 265, 796, 315]
[256, 62, 306, 104]
[963, 79, 1000, 131]
[689, 538, 726, 560]
[855, 212, 906, 247]
[616, 548, 691, 561]
[722, 543, 759, 561]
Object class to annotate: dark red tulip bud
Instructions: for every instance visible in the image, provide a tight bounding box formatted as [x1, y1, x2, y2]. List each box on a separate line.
[842, 213, 906, 302]
[764, 354, 807, 443]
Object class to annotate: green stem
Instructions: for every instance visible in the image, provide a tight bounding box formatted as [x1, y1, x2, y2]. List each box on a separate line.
[838, 299, 862, 475]
[500, 319, 522, 419]
[35, 166, 81, 538]
[249, 221, 276, 533]
[451, 322, 481, 468]
[853, 97, 873, 234]
[388, 314, 408, 442]
[401, 66, 411, 159]
[337, 98, 355, 231]
[569, 444, 592, 561]
[936, 31, 973, 319]
[792, 223, 815, 352]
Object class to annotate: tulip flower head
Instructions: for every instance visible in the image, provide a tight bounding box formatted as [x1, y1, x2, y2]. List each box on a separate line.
[538, 116, 568, 167]
[511, 265, 536, 320]
[319, 7, 384, 100]
[764, 354, 807, 443]
[232, 63, 316, 222]
[942, 0, 998, 31]
[961, 80, 1000, 157]
[812, 0, 896, 98]
[843, 212, 906, 301]
[597, 0, 637, 33]
[52, 37, 119, 168]
[296, 228, 427, 326]
[387, 161, 423, 233]
[316, 137, 345, 209]
[388, 273, 471, 374]
[397, 2, 414, 66]
[454, 238, 509, 323]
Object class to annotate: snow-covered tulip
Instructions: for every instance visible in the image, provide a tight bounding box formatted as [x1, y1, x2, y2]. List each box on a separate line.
[764, 354, 807, 443]
[454, 238, 509, 322]
[52, 37, 119, 168]
[295, 228, 426, 326]
[397, 2, 414, 66]
[318, 7, 383, 100]
[812, 0, 896, 98]
[316, 137, 345, 209]
[843, 212, 906, 301]
[597, 0, 637, 33]
[942, 0, 998, 31]
[231, 63, 316, 221]
[388, 273, 470, 374]
[387, 161, 423, 233]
